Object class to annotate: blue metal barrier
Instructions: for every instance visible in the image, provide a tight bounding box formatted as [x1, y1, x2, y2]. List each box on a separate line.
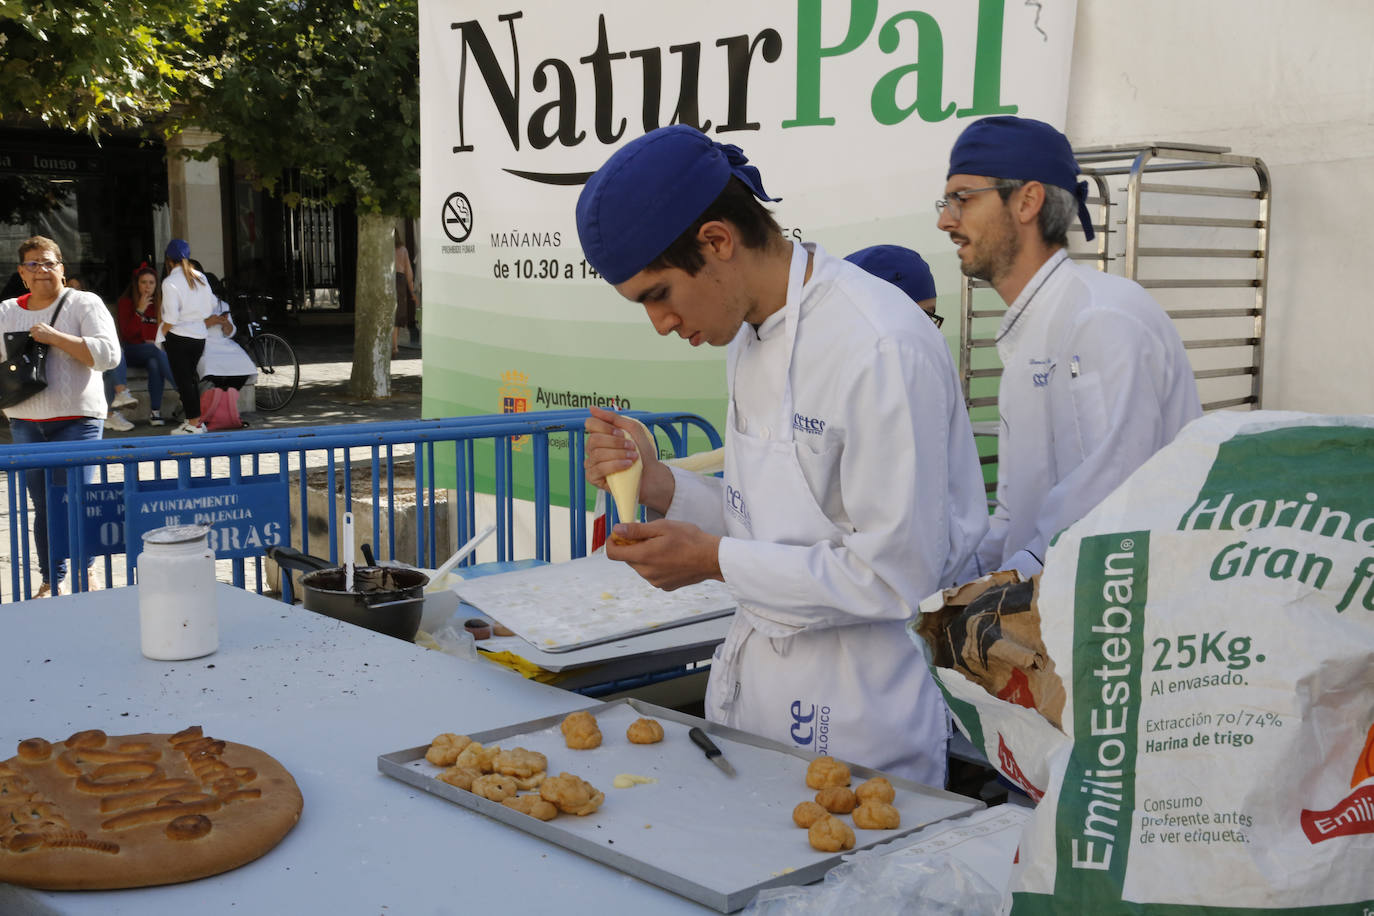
[0, 410, 721, 603]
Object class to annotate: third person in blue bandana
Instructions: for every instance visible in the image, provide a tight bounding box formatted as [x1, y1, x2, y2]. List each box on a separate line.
[577, 126, 987, 786]
[937, 117, 1202, 578]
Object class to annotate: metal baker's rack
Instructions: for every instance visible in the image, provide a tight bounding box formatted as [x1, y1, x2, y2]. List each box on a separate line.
[959, 142, 1272, 496]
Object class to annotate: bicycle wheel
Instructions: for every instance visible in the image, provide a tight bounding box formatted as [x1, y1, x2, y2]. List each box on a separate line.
[251, 333, 300, 411]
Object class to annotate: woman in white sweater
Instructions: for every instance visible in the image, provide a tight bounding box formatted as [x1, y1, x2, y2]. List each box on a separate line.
[159, 239, 215, 434]
[0, 235, 120, 596]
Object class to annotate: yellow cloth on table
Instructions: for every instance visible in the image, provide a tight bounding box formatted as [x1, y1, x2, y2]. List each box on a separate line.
[479, 649, 567, 684]
[416, 628, 566, 683]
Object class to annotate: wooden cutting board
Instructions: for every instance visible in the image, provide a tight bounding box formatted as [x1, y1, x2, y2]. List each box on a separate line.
[451, 554, 735, 652]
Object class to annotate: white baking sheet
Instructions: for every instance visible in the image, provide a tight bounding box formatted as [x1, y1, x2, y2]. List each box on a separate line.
[449, 553, 735, 652]
[379, 699, 983, 912]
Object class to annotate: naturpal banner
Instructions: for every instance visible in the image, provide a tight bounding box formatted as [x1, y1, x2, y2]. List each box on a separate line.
[418, 0, 1076, 498]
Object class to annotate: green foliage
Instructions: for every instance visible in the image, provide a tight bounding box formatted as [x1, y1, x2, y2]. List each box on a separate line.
[0, 0, 419, 216]
[182, 0, 419, 218]
[0, 0, 217, 133]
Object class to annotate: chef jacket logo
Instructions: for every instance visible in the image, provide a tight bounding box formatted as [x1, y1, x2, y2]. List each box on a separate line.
[725, 484, 751, 529]
[1030, 358, 1055, 388]
[789, 701, 830, 754]
[792, 412, 826, 436]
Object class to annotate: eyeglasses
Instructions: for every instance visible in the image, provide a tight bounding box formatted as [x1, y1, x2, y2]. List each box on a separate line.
[19, 259, 63, 272]
[929, 311, 944, 329]
[934, 185, 1006, 219]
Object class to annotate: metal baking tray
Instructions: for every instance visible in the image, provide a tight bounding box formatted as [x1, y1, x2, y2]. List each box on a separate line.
[378, 698, 982, 912]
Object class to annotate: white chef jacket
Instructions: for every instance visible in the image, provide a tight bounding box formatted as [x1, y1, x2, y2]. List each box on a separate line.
[976, 249, 1202, 576]
[160, 268, 214, 340]
[666, 242, 987, 783]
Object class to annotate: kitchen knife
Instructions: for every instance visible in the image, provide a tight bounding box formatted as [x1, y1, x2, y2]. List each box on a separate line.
[688, 726, 736, 777]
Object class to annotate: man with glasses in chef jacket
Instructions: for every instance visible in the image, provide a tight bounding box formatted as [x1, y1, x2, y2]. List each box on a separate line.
[577, 125, 987, 787]
[936, 116, 1202, 578]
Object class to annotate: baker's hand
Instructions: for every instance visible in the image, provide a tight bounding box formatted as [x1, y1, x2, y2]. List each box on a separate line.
[584, 405, 674, 515]
[607, 520, 722, 591]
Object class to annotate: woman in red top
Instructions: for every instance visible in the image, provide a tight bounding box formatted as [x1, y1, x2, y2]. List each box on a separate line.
[115, 265, 176, 426]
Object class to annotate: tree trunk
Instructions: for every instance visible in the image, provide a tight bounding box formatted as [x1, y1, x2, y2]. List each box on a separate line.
[348, 210, 396, 398]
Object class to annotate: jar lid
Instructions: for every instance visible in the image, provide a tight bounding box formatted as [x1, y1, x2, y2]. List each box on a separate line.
[142, 524, 212, 546]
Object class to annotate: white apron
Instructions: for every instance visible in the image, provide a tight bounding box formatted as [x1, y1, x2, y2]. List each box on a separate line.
[703, 242, 949, 786]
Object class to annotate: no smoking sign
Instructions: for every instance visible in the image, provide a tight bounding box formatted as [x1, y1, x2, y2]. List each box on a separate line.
[442, 192, 473, 243]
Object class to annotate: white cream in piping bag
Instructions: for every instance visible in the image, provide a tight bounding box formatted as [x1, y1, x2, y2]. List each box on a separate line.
[604, 416, 651, 530]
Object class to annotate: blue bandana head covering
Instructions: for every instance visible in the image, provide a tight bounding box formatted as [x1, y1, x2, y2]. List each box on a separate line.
[165, 238, 192, 261]
[947, 116, 1094, 241]
[576, 125, 779, 285]
[845, 245, 936, 303]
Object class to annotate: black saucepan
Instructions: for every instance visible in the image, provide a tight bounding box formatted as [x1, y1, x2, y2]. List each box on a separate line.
[266, 545, 427, 642]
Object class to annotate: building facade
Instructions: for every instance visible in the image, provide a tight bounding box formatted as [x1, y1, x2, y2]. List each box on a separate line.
[1, 125, 353, 317]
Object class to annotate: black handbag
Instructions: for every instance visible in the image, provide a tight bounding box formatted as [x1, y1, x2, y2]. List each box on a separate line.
[0, 291, 68, 410]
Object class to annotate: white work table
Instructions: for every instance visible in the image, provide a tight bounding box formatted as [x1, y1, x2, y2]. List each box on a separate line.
[0, 584, 712, 915]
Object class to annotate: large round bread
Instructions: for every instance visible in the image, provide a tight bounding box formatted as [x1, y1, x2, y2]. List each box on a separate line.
[0, 726, 303, 890]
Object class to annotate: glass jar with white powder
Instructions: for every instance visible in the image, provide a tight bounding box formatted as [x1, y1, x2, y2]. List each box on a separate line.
[138, 524, 218, 660]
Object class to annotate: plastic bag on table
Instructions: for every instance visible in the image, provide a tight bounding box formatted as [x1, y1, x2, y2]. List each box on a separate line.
[417, 623, 479, 662]
[743, 848, 1001, 916]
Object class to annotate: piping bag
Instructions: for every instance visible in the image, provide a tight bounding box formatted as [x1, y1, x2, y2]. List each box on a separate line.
[604, 415, 651, 544]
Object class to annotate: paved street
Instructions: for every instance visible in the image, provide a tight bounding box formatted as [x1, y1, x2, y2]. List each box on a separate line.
[0, 330, 423, 445]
